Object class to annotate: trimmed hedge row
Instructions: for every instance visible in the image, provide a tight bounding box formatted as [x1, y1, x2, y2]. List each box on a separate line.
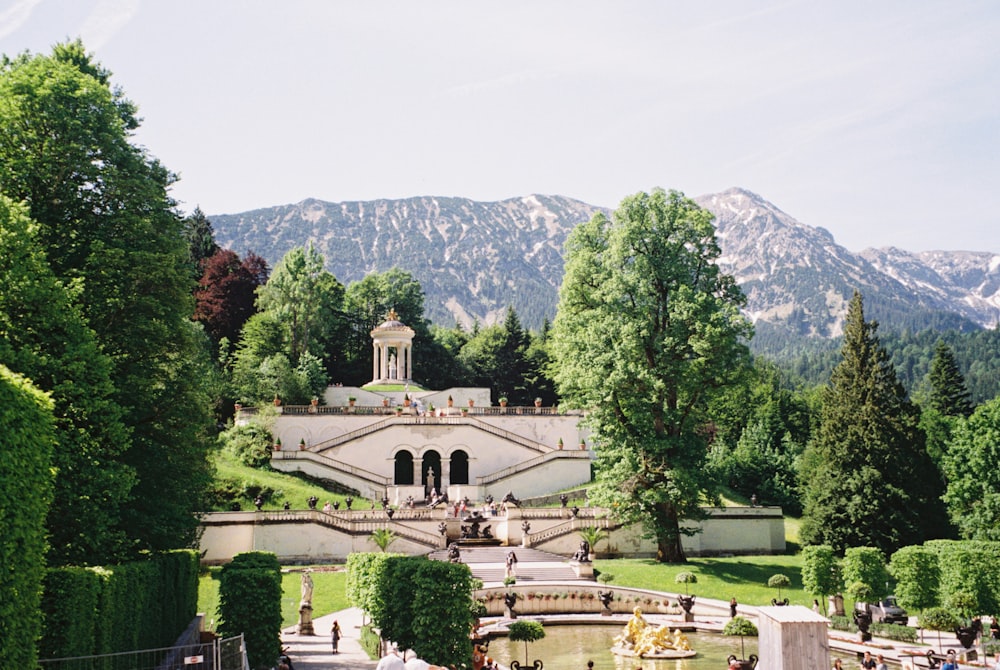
[0, 367, 55, 670]
[38, 550, 199, 661]
[218, 552, 282, 670]
[828, 616, 917, 643]
[360, 623, 382, 659]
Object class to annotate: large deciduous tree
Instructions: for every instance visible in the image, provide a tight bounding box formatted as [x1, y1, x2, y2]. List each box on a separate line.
[799, 291, 948, 555]
[0, 196, 133, 564]
[550, 188, 753, 562]
[194, 248, 269, 345]
[0, 41, 216, 556]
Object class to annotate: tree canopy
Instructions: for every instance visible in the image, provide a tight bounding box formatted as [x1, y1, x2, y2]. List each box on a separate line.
[0, 41, 216, 557]
[550, 188, 753, 562]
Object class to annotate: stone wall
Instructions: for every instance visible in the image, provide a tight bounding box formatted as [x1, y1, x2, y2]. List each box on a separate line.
[198, 506, 784, 564]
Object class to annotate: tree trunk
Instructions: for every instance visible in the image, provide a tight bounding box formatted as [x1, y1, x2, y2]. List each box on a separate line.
[655, 502, 687, 563]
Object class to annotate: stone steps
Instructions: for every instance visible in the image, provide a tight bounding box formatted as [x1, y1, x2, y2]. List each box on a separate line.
[428, 545, 588, 583]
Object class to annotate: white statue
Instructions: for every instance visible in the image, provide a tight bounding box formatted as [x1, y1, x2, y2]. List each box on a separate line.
[300, 571, 314, 606]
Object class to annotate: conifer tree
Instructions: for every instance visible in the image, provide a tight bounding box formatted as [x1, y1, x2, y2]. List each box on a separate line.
[928, 341, 973, 417]
[800, 291, 949, 555]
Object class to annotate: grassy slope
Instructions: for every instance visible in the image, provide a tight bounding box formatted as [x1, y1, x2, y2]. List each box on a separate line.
[212, 451, 361, 511]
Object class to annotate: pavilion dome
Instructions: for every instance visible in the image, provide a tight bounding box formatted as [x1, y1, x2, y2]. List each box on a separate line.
[372, 308, 414, 334]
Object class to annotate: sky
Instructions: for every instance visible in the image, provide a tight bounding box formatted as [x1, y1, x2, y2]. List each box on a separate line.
[2, 1, 998, 253]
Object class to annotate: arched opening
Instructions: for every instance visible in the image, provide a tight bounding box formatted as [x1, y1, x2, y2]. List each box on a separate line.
[394, 450, 414, 485]
[422, 450, 441, 494]
[450, 450, 469, 485]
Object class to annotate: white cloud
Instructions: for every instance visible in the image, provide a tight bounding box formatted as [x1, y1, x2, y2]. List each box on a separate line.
[0, 0, 43, 41]
[79, 0, 139, 50]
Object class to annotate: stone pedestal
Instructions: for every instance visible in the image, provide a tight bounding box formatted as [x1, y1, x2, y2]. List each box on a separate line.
[570, 560, 594, 579]
[298, 604, 315, 635]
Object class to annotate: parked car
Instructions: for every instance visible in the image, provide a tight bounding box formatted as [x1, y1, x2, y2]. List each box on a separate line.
[855, 596, 908, 624]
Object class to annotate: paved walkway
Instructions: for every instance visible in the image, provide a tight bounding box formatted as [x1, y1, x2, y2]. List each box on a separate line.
[280, 607, 376, 670]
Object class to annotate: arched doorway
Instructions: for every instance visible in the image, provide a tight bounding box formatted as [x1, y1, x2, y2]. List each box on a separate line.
[450, 450, 469, 485]
[394, 450, 414, 485]
[422, 450, 441, 494]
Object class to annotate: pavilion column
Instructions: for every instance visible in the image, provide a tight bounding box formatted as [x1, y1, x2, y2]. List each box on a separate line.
[372, 342, 379, 381]
[413, 457, 423, 490]
[441, 457, 451, 489]
[406, 343, 413, 380]
[381, 344, 389, 382]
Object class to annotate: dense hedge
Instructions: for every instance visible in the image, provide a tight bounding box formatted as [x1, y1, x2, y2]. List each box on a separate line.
[0, 367, 54, 669]
[38, 550, 199, 661]
[218, 552, 282, 670]
[360, 623, 382, 659]
[828, 616, 917, 643]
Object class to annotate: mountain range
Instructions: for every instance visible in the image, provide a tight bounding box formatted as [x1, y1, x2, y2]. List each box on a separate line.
[209, 188, 1000, 347]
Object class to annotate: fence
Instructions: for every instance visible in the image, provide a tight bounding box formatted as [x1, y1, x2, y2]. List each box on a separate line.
[38, 634, 248, 670]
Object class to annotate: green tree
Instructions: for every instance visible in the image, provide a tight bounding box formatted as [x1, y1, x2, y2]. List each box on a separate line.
[375, 557, 473, 668]
[255, 243, 345, 366]
[801, 545, 841, 614]
[550, 188, 753, 562]
[941, 398, 1000, 540]
[0, 195, 134, 565]
[842, 546, 889, 603]
[799, 291, 948, 555]
[0, 366, 54, 669]
[888, 545, 939, 613]
[459, 306, 534, 404]
[181, 206, 219, 276]
[507, 620, 545, 665]
[928, 341, 973, 418]
[0, 41, 216, 556]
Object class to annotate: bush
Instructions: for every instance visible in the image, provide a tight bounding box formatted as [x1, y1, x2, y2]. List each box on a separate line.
[870, 622, 917, 643]
[597, 572, 615, 584]
[219, 422, 273, 468]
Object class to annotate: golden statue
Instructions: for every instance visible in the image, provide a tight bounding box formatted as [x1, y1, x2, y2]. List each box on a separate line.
[611, 606, 696, 659]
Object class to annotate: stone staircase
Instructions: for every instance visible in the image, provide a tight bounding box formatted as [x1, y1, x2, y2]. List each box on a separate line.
[428, 545, 586, 583]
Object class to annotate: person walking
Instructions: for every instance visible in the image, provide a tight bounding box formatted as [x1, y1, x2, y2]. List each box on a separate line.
[505, 550, 518, 579]
[331, 620, 342, 654]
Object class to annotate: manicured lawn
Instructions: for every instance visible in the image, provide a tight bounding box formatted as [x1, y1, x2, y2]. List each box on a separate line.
[593, 554, 809, 607]
[199, 566, 351, 629]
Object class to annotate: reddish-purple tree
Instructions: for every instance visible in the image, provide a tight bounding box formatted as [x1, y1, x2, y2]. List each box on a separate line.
[194, 249, 269, 345]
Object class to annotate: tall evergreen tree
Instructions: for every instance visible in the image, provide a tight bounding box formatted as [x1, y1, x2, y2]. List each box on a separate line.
[799, 291, 949, 555]
[928, 340, 973, 417]
[551, 188, 753, 562]
[182, 207, 220, 276]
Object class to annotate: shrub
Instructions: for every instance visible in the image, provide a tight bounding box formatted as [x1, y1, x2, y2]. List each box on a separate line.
[597, 572, 615, 584]
[219, 422, 273, 468]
